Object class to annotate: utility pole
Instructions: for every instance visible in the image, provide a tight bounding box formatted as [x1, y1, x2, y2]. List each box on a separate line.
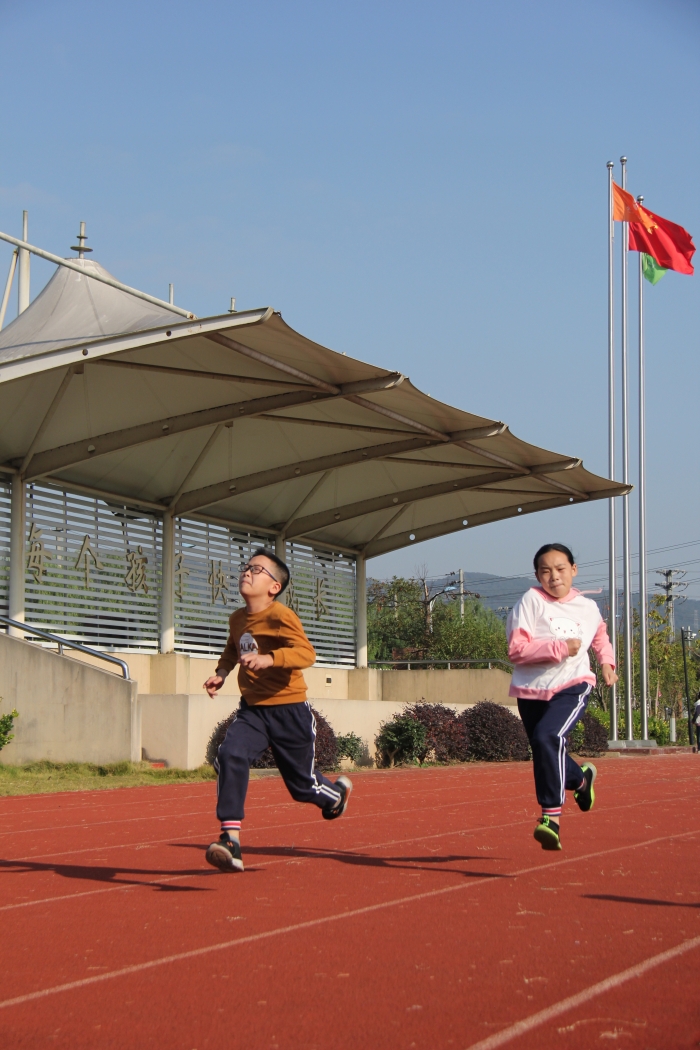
[459, 568, 464, 620]
[654, 569, 687, 637]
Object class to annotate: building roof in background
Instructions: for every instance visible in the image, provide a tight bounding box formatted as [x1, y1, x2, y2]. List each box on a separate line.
[0, 258, 184, 364]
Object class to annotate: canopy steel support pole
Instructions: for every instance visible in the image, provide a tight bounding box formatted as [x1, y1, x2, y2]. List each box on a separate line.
[620, 156, 634, 741]
[355, 552, 368, 668]
[607, 161, 618, 739]
[17, 212, 30, 314]
[159, 512, 175, 653]
[0, 249, 18, 330]
[9, 477, 26, 636]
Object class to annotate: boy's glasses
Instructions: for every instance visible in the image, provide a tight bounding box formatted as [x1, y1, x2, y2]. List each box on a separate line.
[240, 563, 278, 582]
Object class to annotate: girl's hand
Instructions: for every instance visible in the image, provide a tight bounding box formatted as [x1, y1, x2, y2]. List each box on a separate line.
[601, 663, 618, 687]
[239, 652, 274, 672]
[566, 638, 582, 657]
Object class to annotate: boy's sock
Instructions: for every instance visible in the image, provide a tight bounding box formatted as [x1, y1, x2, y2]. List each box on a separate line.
[221, 820, 241, 841]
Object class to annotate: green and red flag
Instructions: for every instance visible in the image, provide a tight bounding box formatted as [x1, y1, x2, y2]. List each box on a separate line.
[641, 254, 667, 284]
[629, 208, 695, 277]
[612, 181, 695, 281]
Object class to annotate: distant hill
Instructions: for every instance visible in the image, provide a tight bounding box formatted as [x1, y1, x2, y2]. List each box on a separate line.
[370, 569, 700, 632]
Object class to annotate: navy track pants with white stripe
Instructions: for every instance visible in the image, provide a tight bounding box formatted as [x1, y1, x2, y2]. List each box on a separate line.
[216, 699, 341, 822]
[517, 682, 591, 811]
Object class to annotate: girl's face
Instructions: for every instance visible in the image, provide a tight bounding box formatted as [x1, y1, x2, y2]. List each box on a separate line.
[535, 550, 577, 599]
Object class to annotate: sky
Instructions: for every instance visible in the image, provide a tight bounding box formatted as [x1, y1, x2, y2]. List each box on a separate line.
[1, 0, 698, 594]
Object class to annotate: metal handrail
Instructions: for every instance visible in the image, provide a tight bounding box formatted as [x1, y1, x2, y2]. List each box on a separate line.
[0, 615, 130, 679]
[368, 658, 513, 671]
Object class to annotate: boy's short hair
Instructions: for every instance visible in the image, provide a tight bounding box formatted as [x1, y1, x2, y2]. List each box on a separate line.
[251, 547, 290, 593]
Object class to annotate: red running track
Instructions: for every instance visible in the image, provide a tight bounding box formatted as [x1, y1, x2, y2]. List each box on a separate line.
[0, 757, 699, 1049]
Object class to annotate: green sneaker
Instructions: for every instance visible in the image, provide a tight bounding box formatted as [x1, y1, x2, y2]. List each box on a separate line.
[533, 815, 562, 851]
[574, 763, 597, 813]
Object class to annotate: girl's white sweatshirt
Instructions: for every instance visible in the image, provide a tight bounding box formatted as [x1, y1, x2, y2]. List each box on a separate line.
[506, 586, 614, 701]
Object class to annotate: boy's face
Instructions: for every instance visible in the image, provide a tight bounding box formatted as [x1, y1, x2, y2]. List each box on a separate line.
[238, 555, 282, 601]
[535, 550, 577, 599]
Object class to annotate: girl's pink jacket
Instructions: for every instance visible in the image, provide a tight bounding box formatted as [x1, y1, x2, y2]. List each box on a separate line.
[506, 587, 615, 701]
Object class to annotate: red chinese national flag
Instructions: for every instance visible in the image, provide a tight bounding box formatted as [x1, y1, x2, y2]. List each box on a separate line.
[629, 209, 695, 275]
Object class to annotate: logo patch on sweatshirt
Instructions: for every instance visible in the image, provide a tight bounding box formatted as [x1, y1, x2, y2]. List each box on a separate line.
[548, 616, 583, 641]
[239, 632, 259, 654]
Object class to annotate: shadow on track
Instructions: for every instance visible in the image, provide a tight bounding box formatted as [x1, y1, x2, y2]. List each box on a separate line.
[584, 892, 700, 910]
[176, 841, 509, 880]
[0, 855, 215, 891]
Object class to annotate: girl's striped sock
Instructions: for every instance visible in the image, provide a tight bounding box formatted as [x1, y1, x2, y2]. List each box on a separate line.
[542, 807, 562, 819]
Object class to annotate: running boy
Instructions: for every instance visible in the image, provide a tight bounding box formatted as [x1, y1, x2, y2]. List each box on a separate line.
[507, 543, 617, 851]
[203, 548, 352, 872]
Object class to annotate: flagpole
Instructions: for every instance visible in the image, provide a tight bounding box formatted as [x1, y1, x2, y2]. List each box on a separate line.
[607, 160, 618, 741]
[637, 195, 649, 741]
[620, 155, 634, 741]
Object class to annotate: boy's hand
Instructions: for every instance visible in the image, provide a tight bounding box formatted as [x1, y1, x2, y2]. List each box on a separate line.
[239, 652, 274, 672]
[601, 663, 618, 687]
[566, 638, 582, 657]
[204, 673, 226, 697]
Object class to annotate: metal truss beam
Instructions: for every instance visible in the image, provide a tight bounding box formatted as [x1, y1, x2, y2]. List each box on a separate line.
[23, 389, 336, 480]
[363, 497, 575, 558]
[172, 436, 435, 516]
[284, 470, 522, 538]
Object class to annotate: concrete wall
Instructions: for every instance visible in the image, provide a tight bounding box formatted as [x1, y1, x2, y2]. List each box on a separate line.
[141, 694, 233, 769]
[131, 659, 514, 769]
[0, 633, 139, 764]
[6, 646, 514, 769]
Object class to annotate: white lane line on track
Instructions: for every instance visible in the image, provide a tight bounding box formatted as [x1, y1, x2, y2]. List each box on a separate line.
[3, 784, 689, 865]
[0, 828, 697, 1010]
[0, 776, 523, 834]
[462, 936, 700, 1050]
[1, 794, 530, 862]
[4, 759, 689, 822]
[0, 768, 495, 818]
[2, 761, 696, 830]
[0, 817, 533, 913]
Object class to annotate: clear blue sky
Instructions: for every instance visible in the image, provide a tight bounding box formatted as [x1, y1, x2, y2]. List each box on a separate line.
[1, 0, 698, 593]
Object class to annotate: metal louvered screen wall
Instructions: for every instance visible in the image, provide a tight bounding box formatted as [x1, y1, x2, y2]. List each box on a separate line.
[0, 479, 10, 617]
[24, 483, 161, 650]
[285, 542, 356, 666]
[12, 483, 357, 664]
[174, 519, 271, 656]
[173, 522, 356, 665]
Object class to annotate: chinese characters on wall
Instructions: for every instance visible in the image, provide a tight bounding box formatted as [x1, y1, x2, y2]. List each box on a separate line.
[26, 523, 330, 619]
[26, 527, 150, 595]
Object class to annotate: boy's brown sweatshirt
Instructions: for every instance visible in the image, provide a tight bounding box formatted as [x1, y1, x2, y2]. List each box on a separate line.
[216, 602, 316, 705]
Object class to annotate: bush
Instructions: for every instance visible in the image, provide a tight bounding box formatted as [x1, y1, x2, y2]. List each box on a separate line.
[205, 705, 338, 771]
[567, 711, 609, 757]
[376, 701, 529, 765]
[312, 708, 338, 770]
[403, 703, 469, 763]
[0, 704, 18, 752]
[376, 716, 427, 767]
[459, 702, 530, 762]
[336, 732, 365, 764]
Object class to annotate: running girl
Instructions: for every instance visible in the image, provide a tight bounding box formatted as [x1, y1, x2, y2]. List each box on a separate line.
[507, 543, 617, 851]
